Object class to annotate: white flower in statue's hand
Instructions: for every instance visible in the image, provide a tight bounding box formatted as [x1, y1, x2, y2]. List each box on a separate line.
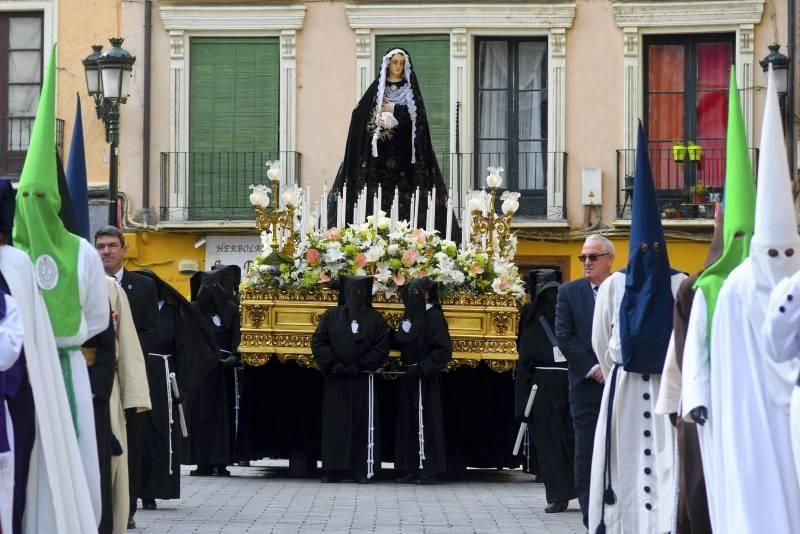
[379, 111, 398, 130]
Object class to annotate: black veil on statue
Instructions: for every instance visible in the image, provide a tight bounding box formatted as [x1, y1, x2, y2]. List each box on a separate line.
[327, 47, 460, 241]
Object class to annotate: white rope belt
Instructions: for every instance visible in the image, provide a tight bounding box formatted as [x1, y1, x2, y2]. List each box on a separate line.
[367, 373, 375, 479]
[148, 353, 174, 475]
[418, 377, 426, 469]
[533, 366, 568, 371]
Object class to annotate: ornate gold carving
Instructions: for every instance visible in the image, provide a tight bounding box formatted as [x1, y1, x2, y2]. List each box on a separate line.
[240, 333, 273, 348]
[486, 360, 515, 374]
[311, 311, 324, 325]
[278, 353, 318, 369]
[484, 340, 517, 354]
[445, 359, 480, 371]
[242, 352, 271, 367]
[249, 305, 267, 328]
[491, 312, 513, 334]
[452, 339, 485, 353]
[381, 311, 404, 330]
[273, 334, 311, 348]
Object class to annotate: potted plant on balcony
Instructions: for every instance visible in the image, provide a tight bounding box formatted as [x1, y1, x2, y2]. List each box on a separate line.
[687, 181, 708, 204]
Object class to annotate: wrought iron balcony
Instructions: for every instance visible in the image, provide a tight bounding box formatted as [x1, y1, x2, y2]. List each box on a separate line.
[0, 117, 65, 178]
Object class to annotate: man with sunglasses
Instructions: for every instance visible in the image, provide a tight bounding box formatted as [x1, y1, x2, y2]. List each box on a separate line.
[555, 234, 614, 527]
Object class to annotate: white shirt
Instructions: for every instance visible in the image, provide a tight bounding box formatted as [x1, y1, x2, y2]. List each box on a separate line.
[114, 267, 123, 285]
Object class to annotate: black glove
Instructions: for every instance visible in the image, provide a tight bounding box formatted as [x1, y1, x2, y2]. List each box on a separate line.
[332, 363, 347, 376]
[668, 413, 678, 428]
[405, 365, 422, 378]
[111, 433, 124, 456]
[221, 355, 238, 367]
[689, 406, 708, 426]
[344, 365, 360, 377]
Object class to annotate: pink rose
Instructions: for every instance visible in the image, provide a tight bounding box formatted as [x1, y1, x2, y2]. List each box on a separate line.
[499, 277, 510, 290]
[412, 228, 427, 242]
[392, 273, 406, 287]
[317, 272, 331, 284]
[469, 265, 485, 274]
[324, 227, 341, 240]
[401, 249, 418, 267]
[354, 253, 368, 269]
[305, 248, 321, 266]
[413, 270, 428, 278]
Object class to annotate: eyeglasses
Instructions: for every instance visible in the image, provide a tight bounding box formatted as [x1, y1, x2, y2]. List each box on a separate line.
[578, 253, 609, 263]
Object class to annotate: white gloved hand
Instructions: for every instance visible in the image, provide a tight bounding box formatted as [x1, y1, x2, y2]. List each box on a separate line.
[764, 272, 800, 363]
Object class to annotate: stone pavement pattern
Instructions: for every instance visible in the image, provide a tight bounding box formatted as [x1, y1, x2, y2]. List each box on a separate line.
[135, 461, 585, 533]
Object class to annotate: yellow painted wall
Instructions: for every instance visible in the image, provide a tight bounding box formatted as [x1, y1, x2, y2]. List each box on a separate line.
[122, 231, 205, 296]
[57, 0, 120, 188]
[517, 238, 711, 282]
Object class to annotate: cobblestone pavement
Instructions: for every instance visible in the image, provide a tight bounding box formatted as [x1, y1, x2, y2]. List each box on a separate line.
[134, 461, 585, 533]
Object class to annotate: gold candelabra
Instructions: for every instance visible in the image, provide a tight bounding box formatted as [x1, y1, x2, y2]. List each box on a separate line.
[470, 168, 518, 273]
[253, 162, 298, 258]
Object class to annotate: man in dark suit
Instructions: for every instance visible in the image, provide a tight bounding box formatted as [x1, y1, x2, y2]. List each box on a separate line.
[95, 225, 159, 530]
[555, 234, 614, 528]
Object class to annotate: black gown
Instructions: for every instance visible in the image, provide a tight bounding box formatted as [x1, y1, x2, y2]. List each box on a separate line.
[140, 303, 182, 499]
[394, 305, 451, 476]
[327, 49, 459, 241]
[83, 311, 117, 534]
[312, 305, 389, 477]
[516, 300, 576, 504]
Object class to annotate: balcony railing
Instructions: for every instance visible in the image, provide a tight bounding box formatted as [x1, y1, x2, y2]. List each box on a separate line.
[159, 151, 301, 222]
[615, 147, 759, 218]
[159, 150, 567, 223]
[442, 151, 568, 220]
[0, 117, 65, 178]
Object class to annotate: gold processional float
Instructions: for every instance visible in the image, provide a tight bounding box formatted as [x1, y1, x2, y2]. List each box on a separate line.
[238, 162, 524, 374]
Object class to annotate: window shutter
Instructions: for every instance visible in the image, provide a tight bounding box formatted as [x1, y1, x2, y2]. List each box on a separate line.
[375, 35, 451, 186]
[189, 37, 279, 220]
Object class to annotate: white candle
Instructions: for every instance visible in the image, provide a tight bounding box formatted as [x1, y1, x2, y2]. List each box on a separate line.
[314, 200, 320, 233]
[342, 184, 348, 226]
[445, 196, 452, 241]
[392, 187, 399, 231]
[430, 186, 437, 234]
[377, 184, 383, 214]
[321, 182, 328, 231]
[412, 186, 420, 229]
[425, 191, 432, 233]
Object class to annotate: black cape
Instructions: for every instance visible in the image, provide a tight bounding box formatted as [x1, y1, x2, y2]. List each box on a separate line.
[185, 268, 240, 467]
[392, 293, 452, 476]
[327, 49, 459, 241]
[311, 277, 389, 476]
[515, 278, 576, 503]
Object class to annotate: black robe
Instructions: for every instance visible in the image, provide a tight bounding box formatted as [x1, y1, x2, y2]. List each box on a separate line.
[140, 304, 182, 499]
[311, 306, 389, 476]
[83, 311, 117, 534]
[515, 302, 576, 503]
[326, 54, 459, 241]
[393, 306, 451, 475]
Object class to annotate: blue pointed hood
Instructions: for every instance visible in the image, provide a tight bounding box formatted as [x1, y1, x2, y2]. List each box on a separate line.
[66, 93, 90, 240]
[619, 121, 674, 374]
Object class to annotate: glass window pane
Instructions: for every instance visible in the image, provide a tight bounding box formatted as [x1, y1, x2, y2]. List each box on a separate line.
[696, 89, 727, 139]
[9, 51, 41, 84]
[697, 43, 732, 90]
[477, 140, 508, 186]
[648, 45, 685, 92]
[518, 42, 547, 90]
[8, 85, 40, 116]
[648, 93, 684, 141]
[518, 90, 547, 140]
[8, 118, 32, 152]
[478, 41, 508, 89]
[477, 91, 508, 138]
[518, 141, 546, 190]
[10, 17, 41, 49]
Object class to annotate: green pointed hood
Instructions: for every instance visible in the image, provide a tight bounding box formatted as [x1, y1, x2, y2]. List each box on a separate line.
[693, 67, 756, 335]
[13, 44, 81, 337]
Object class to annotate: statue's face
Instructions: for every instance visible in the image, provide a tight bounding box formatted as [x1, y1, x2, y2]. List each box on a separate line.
[388, 53, 405, 79]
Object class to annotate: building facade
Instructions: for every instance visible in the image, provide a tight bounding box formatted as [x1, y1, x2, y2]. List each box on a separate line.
[36, 1, 794, 291]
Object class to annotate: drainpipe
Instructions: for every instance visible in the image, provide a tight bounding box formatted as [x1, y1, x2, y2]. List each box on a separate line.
[789, 0, 796, 175]
[142, 0, 152, 217]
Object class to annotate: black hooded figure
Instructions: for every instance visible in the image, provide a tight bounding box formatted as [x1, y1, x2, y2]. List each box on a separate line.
[327, 47, 459, 240]
[311, 275, 389, 483]
[393, 278, 451, 484]
[135, 270, 219, 507]
[515, 269, 576, 512]
[186, 266, 241, 476]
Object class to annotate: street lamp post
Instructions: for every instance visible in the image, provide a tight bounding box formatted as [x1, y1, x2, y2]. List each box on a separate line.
[82, 38, 136, 226]
[760, 43, 792, 169]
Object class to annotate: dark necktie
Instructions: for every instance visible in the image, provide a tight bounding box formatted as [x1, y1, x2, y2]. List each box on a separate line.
[592, 285, 598, 299]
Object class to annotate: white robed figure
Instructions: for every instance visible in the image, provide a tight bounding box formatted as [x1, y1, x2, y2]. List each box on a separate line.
[679, 67, 757, 532]
[691, 66, 800, 533]
[588, 122, 686, 534]
[11, 46, 108, 529]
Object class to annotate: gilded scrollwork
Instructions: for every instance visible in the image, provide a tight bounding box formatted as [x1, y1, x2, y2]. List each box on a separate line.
[486, 360, 515, 374]
[381, 311, 404, 330]
[445, 358, 480, 372]
[491, 312, 513, 334]
[278, 353, 318, 369]
[241, 352, 271, 367]
[248, 305, 267, 328]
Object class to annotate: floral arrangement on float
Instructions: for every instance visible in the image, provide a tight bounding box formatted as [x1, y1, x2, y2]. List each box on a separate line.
[242, 162, 524, 301]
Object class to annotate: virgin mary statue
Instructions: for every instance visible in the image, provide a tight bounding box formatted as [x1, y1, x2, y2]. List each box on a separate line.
[327, 48, 458, 239]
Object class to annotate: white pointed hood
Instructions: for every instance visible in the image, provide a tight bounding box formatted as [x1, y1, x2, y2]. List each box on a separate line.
[750, 65, 800, 291]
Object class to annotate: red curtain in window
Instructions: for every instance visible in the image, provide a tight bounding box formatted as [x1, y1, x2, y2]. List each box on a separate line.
[648, 45, 685, 189]
[696, 43, 732, 188]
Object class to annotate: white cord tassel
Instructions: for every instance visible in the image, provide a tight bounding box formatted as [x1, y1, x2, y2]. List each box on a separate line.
[523, 426, 530, 473]
[367, 373, 375, 479]
[151, 353, 174, 475]
[418, 377, 426, 469]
